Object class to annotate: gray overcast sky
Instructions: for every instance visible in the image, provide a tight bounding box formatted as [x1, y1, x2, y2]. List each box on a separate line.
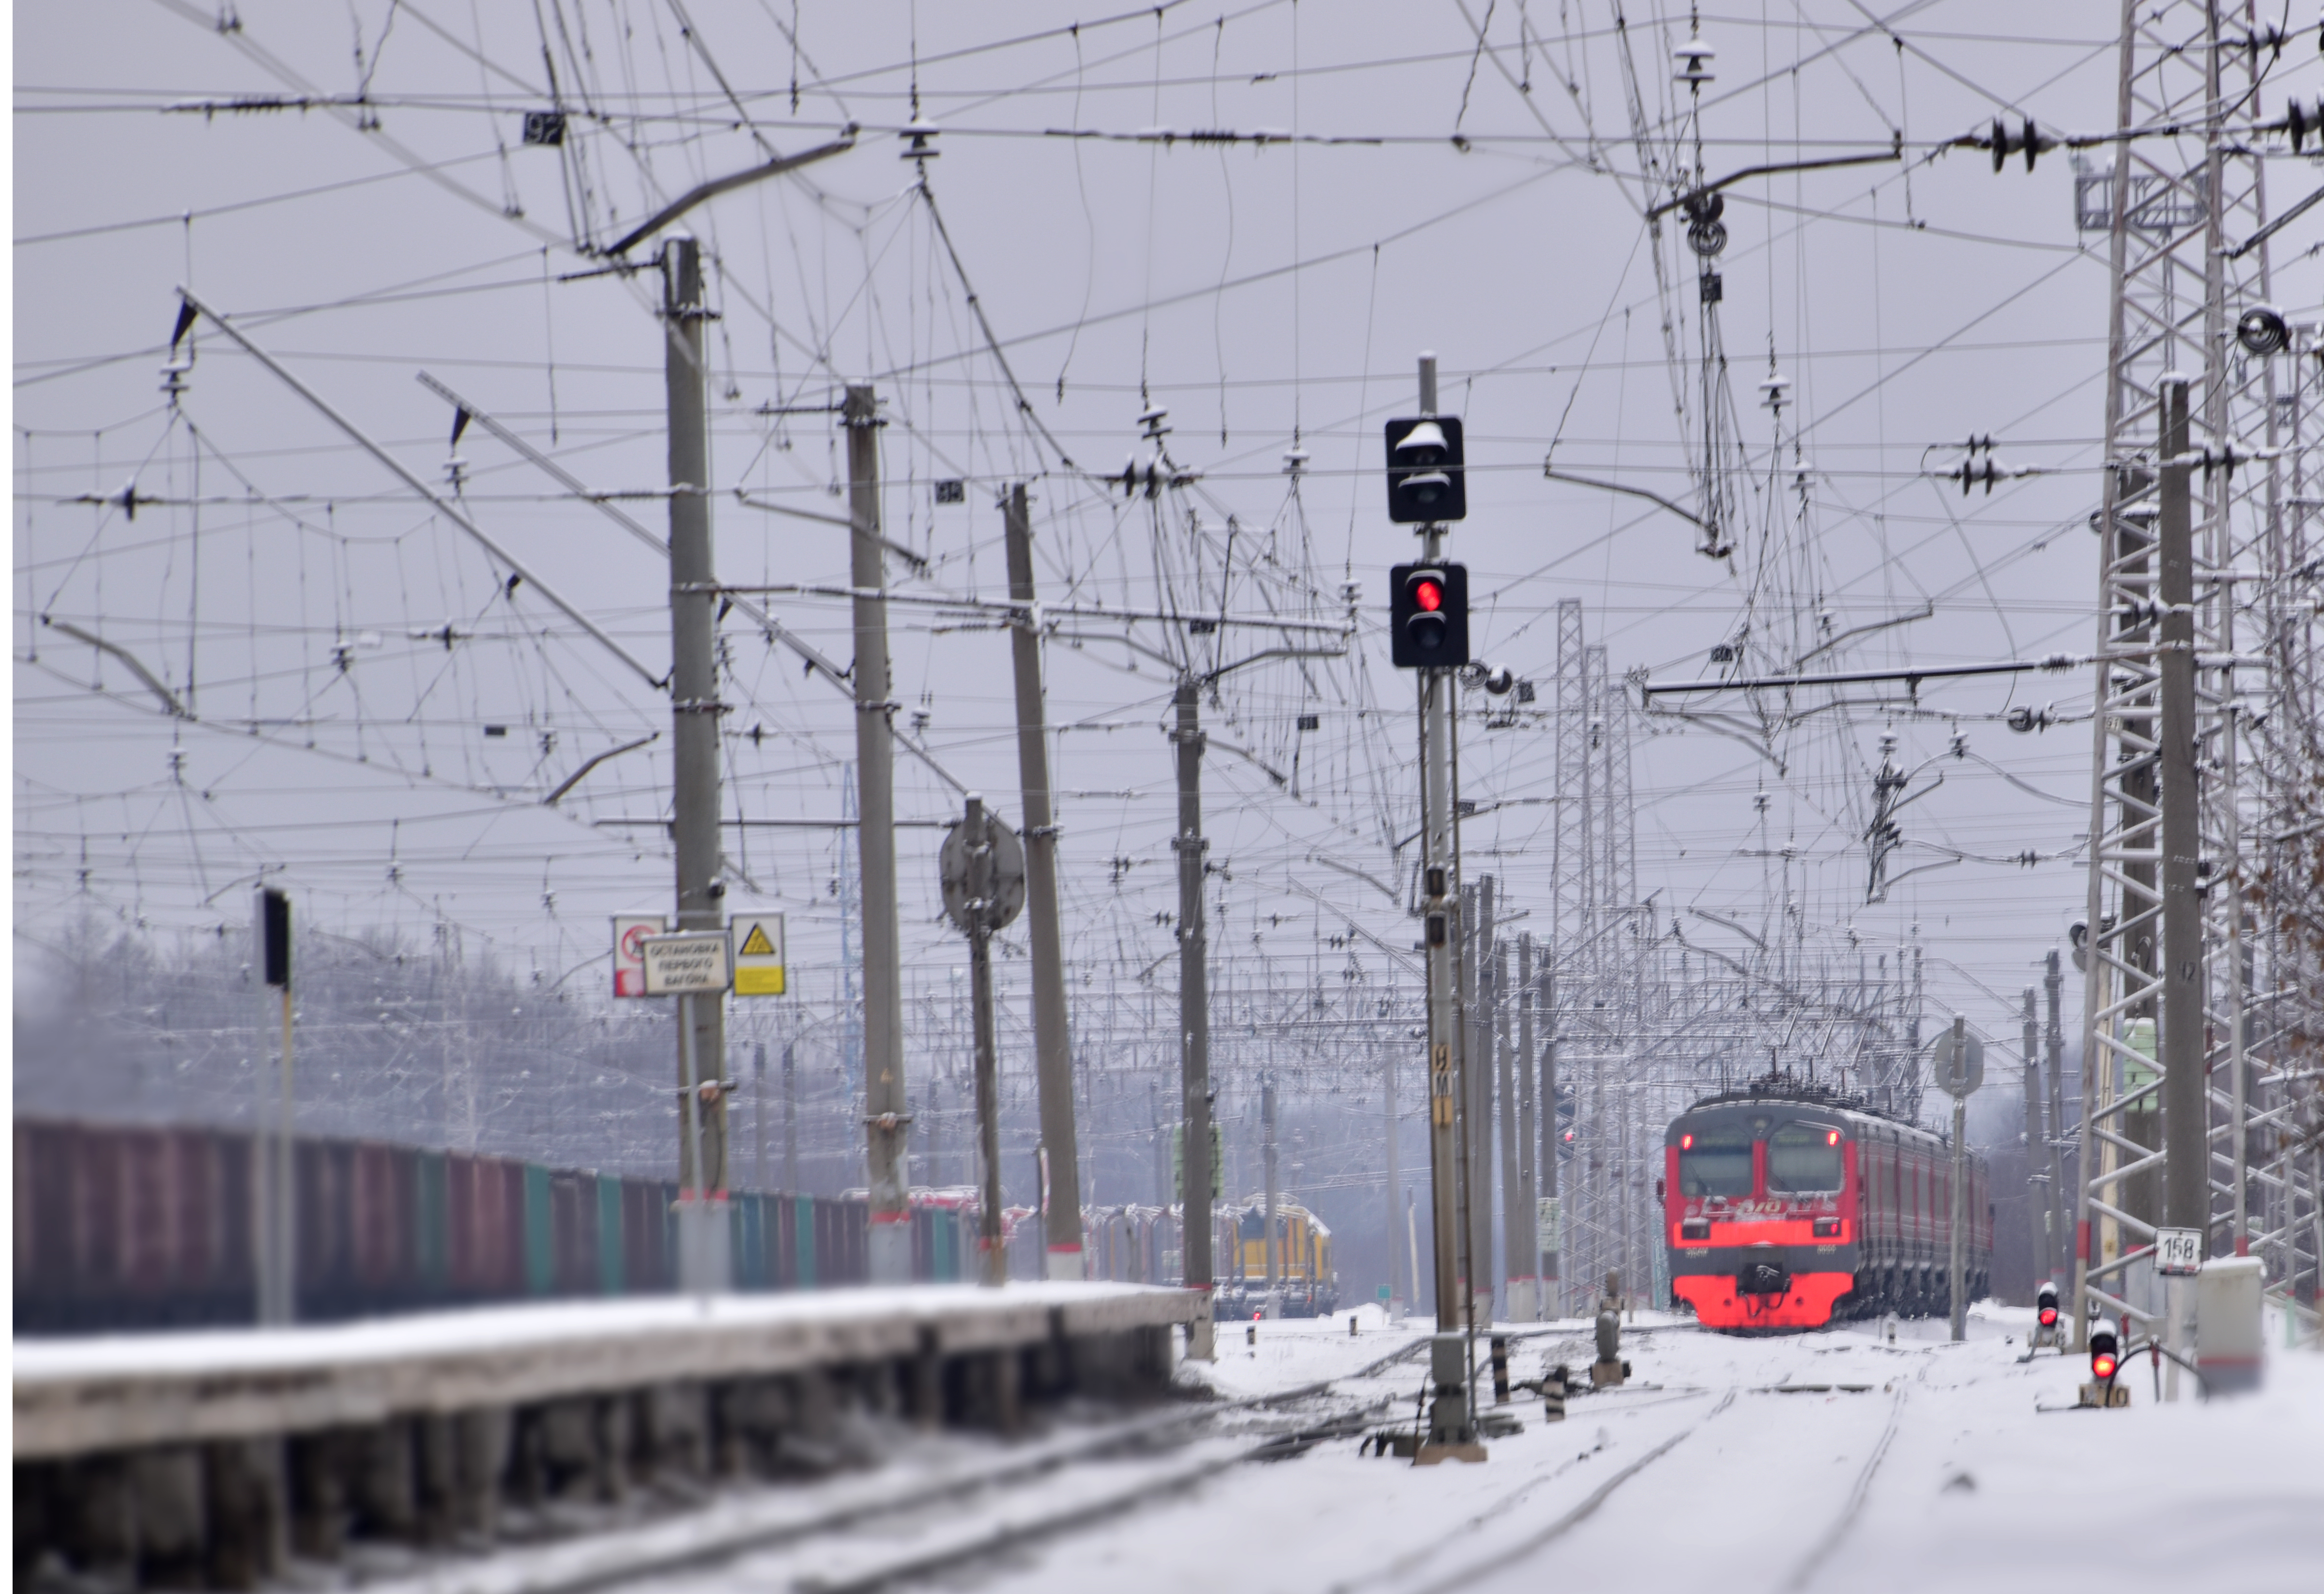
[18, 2, 2302, 1072]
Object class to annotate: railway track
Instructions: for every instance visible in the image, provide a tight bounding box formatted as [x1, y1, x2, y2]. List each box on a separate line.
[1778, 1375, 1913, 1592]
[370, 1330, 1437, 1594]
[1328, 1330, 1920, 1594]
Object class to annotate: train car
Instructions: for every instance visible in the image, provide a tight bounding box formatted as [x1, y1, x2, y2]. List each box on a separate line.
[1215, 1195, 1338, 1318]
[1664, 1078, 1989, 1332]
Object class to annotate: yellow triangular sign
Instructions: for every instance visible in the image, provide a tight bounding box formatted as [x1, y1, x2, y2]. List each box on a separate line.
[739, 923, 776, 957]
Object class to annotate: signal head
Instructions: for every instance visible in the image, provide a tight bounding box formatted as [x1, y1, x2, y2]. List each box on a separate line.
[2089, 1327, 2120, 1384]
[1384, 416, 1467, 523]
[1389, 562, 1471, 668]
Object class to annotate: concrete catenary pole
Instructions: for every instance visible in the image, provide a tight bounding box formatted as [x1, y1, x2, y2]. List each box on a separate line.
[664, 235, 730, 1290]
[2156, 376, 2205, 1237]
[754, 1041, 768, 1197]
[2156, 373, 2204, 1391]
[1948, 1015, 1970, 1343]
[1002, 484, 1085, 1279]
[782, 1042, 798, 1193]
[963, 793, 1008, 1287]
[1465, 877, 1497, 1327]
[2022, 988, 2048, 1286]
[254, 885, 295, 1324]
[1263, 1073, 1280, 1301]
[1542, 986, 1561, 1316]
[1514, 934, 1539, 1321]
[2043, 951, 2069, 1289]
[1175, 678, 1217, 1356]
[1382, 1031, 1402, 1314]
[843, 383, 912, 1285]
[1497, 942, 1524, 1321]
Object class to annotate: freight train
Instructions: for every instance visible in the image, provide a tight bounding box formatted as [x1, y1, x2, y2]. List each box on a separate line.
[1663, 1078, 1989, 1331]
[14, 1118, 1214, 1336]
[15, 1117, 987, 1335]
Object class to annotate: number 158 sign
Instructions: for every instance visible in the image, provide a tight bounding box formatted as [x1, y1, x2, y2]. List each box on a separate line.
[2156, 1227, 2202, 1276]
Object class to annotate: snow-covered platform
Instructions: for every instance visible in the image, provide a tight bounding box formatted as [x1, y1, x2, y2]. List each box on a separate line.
[13, 1283, 1197, 1588]
[13, 1281, 1200, 1459]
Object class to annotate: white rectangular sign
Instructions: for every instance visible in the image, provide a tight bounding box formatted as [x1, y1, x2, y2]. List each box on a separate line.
[612, 914, 666, 998]
[1536, 1197, 1560, 1254]
[641, 930, 731, 996]
[2156, 1226, 2203, 1277]
[731, 913, 787, 996]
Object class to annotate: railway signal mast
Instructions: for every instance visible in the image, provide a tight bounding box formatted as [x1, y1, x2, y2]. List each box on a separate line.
[1389, 355, 1482, 1460]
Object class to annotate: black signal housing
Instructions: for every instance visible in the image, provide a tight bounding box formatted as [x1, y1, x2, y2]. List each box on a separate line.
[1385, 415, 1467, 524]
[1390, 562, 1470, 668]
[2089, 1326, 2120, 1386]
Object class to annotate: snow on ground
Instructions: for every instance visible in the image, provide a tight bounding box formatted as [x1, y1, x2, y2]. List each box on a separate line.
[958, 1303, 2323, 1594]
[330, 1300, 2321, 1594]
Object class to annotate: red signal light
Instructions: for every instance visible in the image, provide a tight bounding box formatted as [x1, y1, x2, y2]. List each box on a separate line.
[2038, 1306, 2058, 1328]
[2090, 1327, 2121, 1387]
[1414, 578, 1443, 613]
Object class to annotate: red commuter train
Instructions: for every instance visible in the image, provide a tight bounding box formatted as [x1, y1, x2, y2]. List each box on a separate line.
[1663, 1078, 1990, 1331]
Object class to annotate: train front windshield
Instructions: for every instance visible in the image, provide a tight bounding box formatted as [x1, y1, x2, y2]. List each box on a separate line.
[1678, 1127, 1753, 1196]
[1766, 1124, 1843, 1192]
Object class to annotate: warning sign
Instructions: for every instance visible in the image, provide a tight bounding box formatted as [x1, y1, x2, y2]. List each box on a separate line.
[732, 913, 786, 996]
[612, 914, 666, 998]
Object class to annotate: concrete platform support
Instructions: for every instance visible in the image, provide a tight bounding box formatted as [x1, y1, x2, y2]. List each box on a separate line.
[13, 1285, 1198, 1587]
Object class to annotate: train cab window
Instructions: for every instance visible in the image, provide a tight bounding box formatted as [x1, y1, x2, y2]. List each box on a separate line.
[1767, 1123, 1845, 1193]
[1678, 1126, 1754, 1197]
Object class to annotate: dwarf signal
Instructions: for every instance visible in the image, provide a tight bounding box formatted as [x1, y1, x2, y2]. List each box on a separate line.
[2032, 1281, 2062, 1350]
[2081, 1325, 2130, 1407]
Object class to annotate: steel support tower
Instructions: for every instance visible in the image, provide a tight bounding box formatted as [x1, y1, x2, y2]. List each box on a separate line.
[2075, 0, 2322, 1351]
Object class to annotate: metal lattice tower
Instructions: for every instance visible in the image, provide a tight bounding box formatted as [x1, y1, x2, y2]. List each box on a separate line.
[2075, 0, 2323, 1346]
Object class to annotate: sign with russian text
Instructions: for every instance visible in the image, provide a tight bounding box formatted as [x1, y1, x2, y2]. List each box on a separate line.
[641, 930, 731, 996]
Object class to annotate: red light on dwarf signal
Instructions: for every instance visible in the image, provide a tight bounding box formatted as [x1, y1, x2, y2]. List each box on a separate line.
[2039, 1306, 2059, 1328]
[1414, 578, 1444, 613]
[2090, 1327, 2121, 1387]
